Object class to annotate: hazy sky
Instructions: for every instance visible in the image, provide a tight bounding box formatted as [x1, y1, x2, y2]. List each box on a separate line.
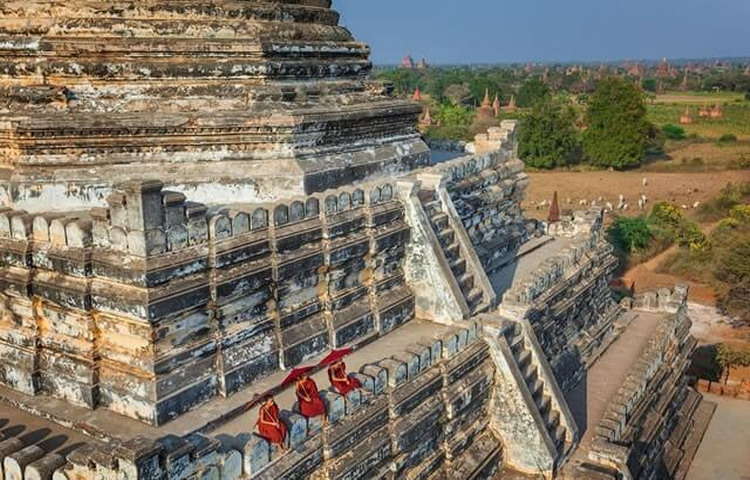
[335, 0, 750, 64]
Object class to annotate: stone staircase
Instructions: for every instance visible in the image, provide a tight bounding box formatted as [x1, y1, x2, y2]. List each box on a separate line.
[500, 321, 570, 457]
[419, 190, 487, 315]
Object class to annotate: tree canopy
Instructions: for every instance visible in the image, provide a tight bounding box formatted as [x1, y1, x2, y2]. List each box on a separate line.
[583, 77, 653, 169]
[518, 97, 580, 169]
[716, 343, 750, 384]
[517, 77, 550, 108]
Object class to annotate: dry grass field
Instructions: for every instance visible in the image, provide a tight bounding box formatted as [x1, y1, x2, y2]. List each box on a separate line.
[648, 91, 750, 140]
[522, 170, 749, 221]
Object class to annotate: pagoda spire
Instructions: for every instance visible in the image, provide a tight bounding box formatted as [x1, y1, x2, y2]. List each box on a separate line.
[492, 95, 502, 117]
[422, 106, 433, 125]
[481, 88, 492, 108]
[412, 87, 422, 102]
[548, 191, 561, 223]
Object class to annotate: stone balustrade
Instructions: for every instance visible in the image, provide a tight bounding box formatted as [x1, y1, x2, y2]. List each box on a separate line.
[5, 321, 502, 480]
[584, 287, 701, 479]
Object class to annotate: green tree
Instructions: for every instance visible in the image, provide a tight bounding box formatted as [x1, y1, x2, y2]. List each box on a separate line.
[518, 98, 580, 169]
[443, 83, 472, 106]
[641, 78, 658, 93]
[517, 77, 550, 108]
[583, 77, 653, 169]
[609, 216, 653, 253]
[468, 76, 503, 106]
[716, 343, 750, 384]
[426, 104, 475, 141]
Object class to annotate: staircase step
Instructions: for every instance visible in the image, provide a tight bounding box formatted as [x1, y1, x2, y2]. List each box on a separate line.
[509, 335, 525, 355]
[553, 425, 567, 451]
[432, 213, 449, 231]
[457, 272, 475, 293]
[530, 379, 544, 399]
[467, 288, 483, 308]
[449, 257, 467, 277]
[438, 228, 455, 246]
[423, 200, 442, 216]
[517, 350, 532, 370]
[445, 243, 460, 261]
[547, 410, 561, 431]
[537, 395, 551, 415]
[522, 362, 537, 381]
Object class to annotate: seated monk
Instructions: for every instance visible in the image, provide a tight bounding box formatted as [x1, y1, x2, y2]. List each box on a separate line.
[256, 396, 288, 449]
[328, 360, 362, 396]
[296, 374, 327, 419]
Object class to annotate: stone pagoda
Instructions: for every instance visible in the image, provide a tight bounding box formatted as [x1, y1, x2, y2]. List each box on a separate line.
[0, 2, 713, 480]
[0, 0, 428, 212]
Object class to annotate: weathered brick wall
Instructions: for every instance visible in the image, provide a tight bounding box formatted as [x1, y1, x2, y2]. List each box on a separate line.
[0, 180, 415, 426]
[0, 0, 429, 210]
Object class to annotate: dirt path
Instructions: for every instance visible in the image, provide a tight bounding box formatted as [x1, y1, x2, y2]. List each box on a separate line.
[620, 244, 717, 305]
[620, 221, 720, 305]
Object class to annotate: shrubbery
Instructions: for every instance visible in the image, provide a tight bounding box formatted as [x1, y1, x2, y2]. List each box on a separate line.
[717, 133, 738, 144]
[662, 123, 687, 140]
[696, 182, 750, 222]
[649, 202, 707, 249]
[609, 216, 653, 253]
[660, 185, 750, 322]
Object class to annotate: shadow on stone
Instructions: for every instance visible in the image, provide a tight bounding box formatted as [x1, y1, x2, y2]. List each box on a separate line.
[37, 434, 69, 453]
[1, 424, 25, 439]
[58, 442, 87, 457]
[19, 428, 51, 446]
[565, 368, 588, 438]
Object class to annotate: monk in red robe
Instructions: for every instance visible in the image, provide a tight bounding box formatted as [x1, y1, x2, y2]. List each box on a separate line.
[256, 396, 287, 450]
[295, 374, 327, 420]
[328, 360, 362, 396]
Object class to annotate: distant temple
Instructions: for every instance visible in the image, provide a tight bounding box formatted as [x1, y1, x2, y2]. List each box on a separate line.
[412, 87, 423, 102]
[679, 70, 690, 91]
[710, 104, 724, 119]
[679, 107, 694, 125]
[657, 57, 676, 79]
[504, 95, 518, 113]
[418, 106, 434, 130]
[492, 95, 502, 117]
[698, 104, 724, 119]
[476, 89, 496, 122]
[401, 55, 428, 70]
[401, 54, 415, 69]
[625, 62, 645, 79]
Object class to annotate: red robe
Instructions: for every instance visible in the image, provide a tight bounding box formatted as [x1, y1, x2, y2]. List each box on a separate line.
[257, 402, 287, 445]
[296, 378, 326, 418]
[328, 362, 362, 396]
